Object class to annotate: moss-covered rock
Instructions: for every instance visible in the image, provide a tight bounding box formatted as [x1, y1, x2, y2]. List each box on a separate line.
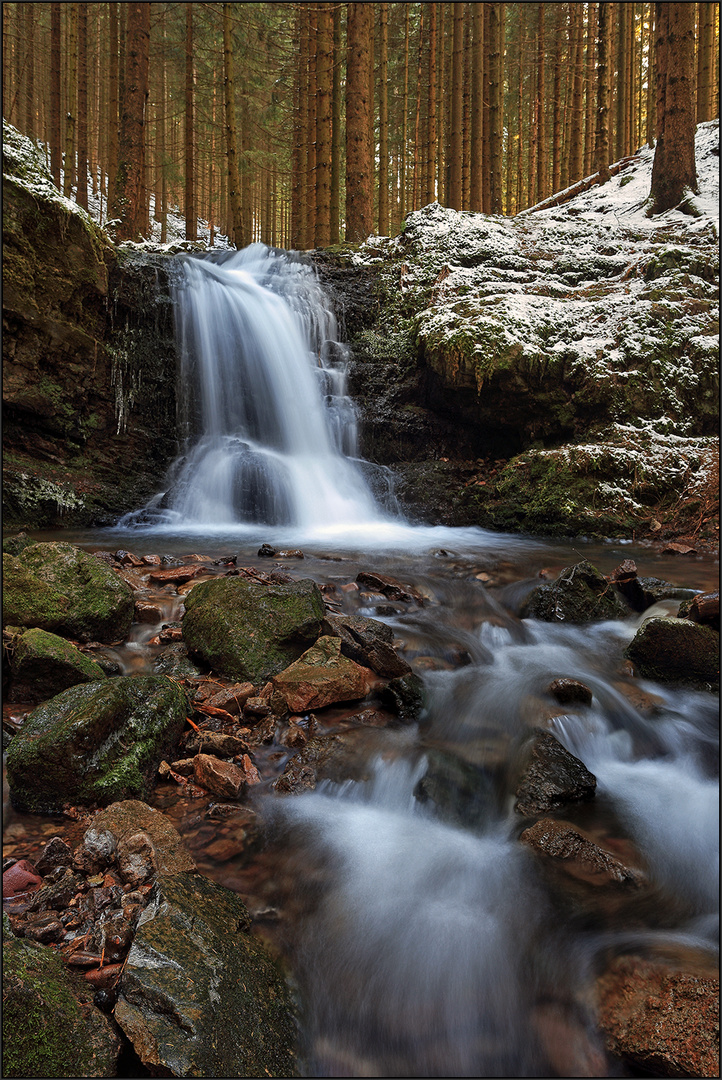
[625, 617, 719, 689]
[6, 626, 106, 702]
[5, 675, 187, 813]
[3, 936, 121, 1077]
[3, 542, 133, 642]
[115, 871, 298, 1077]
[521, 561, 630, 623]
[183, 576, 326, 682]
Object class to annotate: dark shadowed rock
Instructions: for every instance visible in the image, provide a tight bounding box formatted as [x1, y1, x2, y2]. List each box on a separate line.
[6, 626, 106, 702]
[323, 612, 412, 678]
[547, 678, 593, 706]
[520, 561, 629, 623]
[273, 729, 382, 793]
[3, 936, 121, 1077]
[625, 616, 719, 688]
[115, 872, 298, 1077]
[514, 731, 597, 816]
[678, 590, 720, 628]
[356, 571, 426, 604]
[377, 672, 426, 720]
[596, 955, 719, 1077]
[520, 819, 646, 887]
[182, 576, 325, 682]
[5, 676, 188, 813]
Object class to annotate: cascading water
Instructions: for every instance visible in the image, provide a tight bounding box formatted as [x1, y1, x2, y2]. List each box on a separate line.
[127, 243, 392, 532]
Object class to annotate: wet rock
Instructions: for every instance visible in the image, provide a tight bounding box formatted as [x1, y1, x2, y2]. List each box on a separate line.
[89, 801, 196, 876]
[271, 636, 376, 713]
[3, 936, 122, 1077]
[194, 753, 246, 798]
[323, 612, 412, 678]
[2, 542, 134, 642]
[134, 600, 165, 623]
[182, 576, 325, 682]
[520, 561, 630, 623]
[617, 575, 700, 613]
[514, 731, 597, 816]
[116, 832, 157, 889]
[82, 828, 118, 868]
[520, 819, 646, 887]
[414, 748, 500, 829]
[6, 627, 107, 703]
[625, 616, 719, 688]
[596, 955, 719, 1077]
[5, 676, 188, 813]
[204, 682, 254, 713]
[152, 641, 202, 678]
[273, 730, 377, 793]
[2, 531, 33, 555]
[148, 564, 204, 585]
[184, 731, 247, 758]
[2, 859, 42, 898]
[115, 872, 298, 1077]
[678, 590, 720, 628]
[244, 696, 273, 717]
[356, 570, 426, 604]
[27, 869, 87, 913]
[547, 678, 593, 706]
[531, 1001, 608, 1078]
[258, 543, 277, 557]
[377, 672, 426, 720]
[34, 836, 74, 877]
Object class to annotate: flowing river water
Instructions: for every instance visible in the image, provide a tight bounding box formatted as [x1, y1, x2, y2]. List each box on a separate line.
[4, 246, 718, 1077]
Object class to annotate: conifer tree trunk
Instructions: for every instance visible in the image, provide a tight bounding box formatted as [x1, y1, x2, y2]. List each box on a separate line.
[584, 3, 597, 176]
[536, 5, 546, 201]
[76, 3, 88, 209]
[296, 6, 309, 247]
[482, 3, 492, 212]
[516, 5, 525, 210]
[594, 2, 612, 179]
[552, 3, 563, 192]
[569, 2, 584, 182]
[697, 2, 715, 122]
[649, 2, 698, 213]
[241, 81, 252, 242]
[424, 2, 437, 206]
[315, 3, 332, 247]
[469, 1, 484, 211]
[615, 0, 627, 158]
[378, 3, 390, 232]
[115, 2, 150, 241]
[185, 4, 196, 241]
[345, 2, 373, 241]
[488, 3, 504, 213]
[330, 2, 342, 243]
[23, 4, 35, 136]
[50, 3, 62, 187]
[448, 2, 464, 209]
[462, 4, 472, 209]
[400, 3, 409, 221]
[646, 3, 656, 145]
[307, 5, 318, 245]
[63, 4, 78, 198]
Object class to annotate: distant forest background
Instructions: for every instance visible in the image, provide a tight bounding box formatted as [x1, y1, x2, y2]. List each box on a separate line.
[2, 2, 720, 246]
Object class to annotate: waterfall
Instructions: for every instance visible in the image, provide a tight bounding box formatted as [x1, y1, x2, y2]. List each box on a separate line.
[125, 243, 392, 531]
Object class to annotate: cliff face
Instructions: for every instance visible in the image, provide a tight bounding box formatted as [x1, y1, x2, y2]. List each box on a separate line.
[2, 122, 178, 529]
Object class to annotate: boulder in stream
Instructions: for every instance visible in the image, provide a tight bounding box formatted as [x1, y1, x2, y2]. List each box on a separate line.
[271, 635, 376, 713]
[3, 935, 121, 1078]
[520, 561, 630, 623]
[182, 576, 325, 682]
[2, 542, 134, 643]
[514, 730, 597, 816]
[5, 626, 107, 702]
[5, 676, 188, 813]
[625, 616, 719, 688]
[323, 612, 412, 678]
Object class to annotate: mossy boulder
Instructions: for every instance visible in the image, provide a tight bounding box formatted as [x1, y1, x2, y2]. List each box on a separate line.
[5, 675, 188, 813]
[3, 936, 121, 1077]
[6, 626, 106, 703]
[115, 871, 298, 1077]
[521, 561, 630, 623]
[625, 617, 719, 689]
[182, 576, 325, 682]
[2, 542, 133, 642]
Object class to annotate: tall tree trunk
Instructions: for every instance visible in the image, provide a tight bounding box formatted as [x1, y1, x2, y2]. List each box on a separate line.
[400, 3, 409, 222]
[469, 1, 484, 211]
[184, 4, 196, 240]
[23, 4, 35, 136]
[448, 1, 464, 209]
[306, 5, 318, 245]
[462, 3, 472, 208]
[76, 3, 88, 209]
[412, 5, 424, 210]
[595, 1, 612, 178]
[315, 3, 332, 247]
[378, 2, 390, 231]
[489, 3, 504, 213]
[63, 4, 78, 198]
[159, 7, 168, 243]
[615, 0, 628, 158]
[50, 3, 62, 187]
[330, 2, 342, 243]
[345, 2, 373, 241]
[115, 2, 150, 241]
[536, 5, 546, 201]
[241, 80, 252, 243]
[649, 2, 698, 212]
[296, 6, 309, 247]
[482, 3, 492, 212]
[569, 2, 584, 182]
[697, 2, 715, 122]
[516, 4, 525, 210]
[424, 2, 437, 206]
[552, 3, 563, 192]
[584, 3, 597, 176]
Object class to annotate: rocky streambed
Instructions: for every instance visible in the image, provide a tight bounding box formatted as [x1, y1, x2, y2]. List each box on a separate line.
[2, 531, 719, 1077]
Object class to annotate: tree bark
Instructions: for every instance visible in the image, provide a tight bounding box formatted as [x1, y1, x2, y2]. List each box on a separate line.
[315, 3, 332, 247]
[76, 3, 88, 209]
[649, 2, 698, 213]
[469, 1, 484, 211]
[569, 1, 584, 183]
[594, 1, 612, 179]
[330, 2, 342, 243]
[488, 3, 504, 214]
[552, 3, 563, 193]
[345, 2, 373, 241]
[536, 5, 546, 201]
[63, 3, 78, 198]
[448, 1, 464, 209]
[378, 2, 390, 231]
[50, 3, 62, 187]
[115, 2, 150, 241]
[184, 4, 196, 241]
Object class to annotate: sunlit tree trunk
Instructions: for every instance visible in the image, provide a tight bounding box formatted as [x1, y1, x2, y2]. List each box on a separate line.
[569, 1, 584, 182]
[552, 3, 563, 192]
[378, 3, 390, 231]
[184, 5, 196, 240]
[584, 2, 597, 176]
[595, 1, 612, 178]
[469, 1, 483, 211]
[536, 5, 546, 201]
[488, 3, 504, 213]
[50, 3, 62, 186]
[448, 2, 464, 209]
[115, 2, 150, 241]
[649, 2, 698, 212]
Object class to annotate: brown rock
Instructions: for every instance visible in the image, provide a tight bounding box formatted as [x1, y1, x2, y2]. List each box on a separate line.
[141, 554, 162, 566]
[134, 601, 165, 624]
[323, 612, 412, 678]
[239, 754, 262, 785]
[2, 859, 42, 898]
[609, 559, 638, 584]
[596, 955, 719, 1077]
[532, 1001, 607, 1077]
[356, 571, 426, 604]
[184, 732, 247, 758]
[205, 683, 254, 714]
[271, 636, 375, 713]
[194, 754, 246, 798]
[520, 819, 646, 887]
[117, 832, 157, 889]
[148, 565, 204, 585]
[244, 697, 272, 718]
[514, 731, 596, 816]
[84, 962, 124, 989]
[547, 678, 593, 706]
[34, 836, 74, 877]
[661, 542, 697, 556]
[90, 801, 196, 876]
[683, 591, 719, 627]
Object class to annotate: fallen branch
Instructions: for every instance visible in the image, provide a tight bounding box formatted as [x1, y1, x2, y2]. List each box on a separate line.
[516, 156, 639, 217]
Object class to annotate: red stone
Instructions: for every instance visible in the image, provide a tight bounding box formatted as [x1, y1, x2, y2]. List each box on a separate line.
[2, 859, 42, 897]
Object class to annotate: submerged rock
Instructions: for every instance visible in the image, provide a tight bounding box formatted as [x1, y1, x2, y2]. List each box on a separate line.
[115, 871, 298, 1077]
[2, 542, 134, 643]
[182, 576, 325, 682]
[5, 626, 106, 702]
[625, 616, 719, 688]
[596, 955, 719, 1078]
[520, 561, 630, 623]
[3, 936, 121, 1078]
[5, 676, 187, 813]
[514, 730, 597, 816]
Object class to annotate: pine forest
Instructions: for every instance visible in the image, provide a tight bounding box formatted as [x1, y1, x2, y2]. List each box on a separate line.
[3, 2, 720, 246]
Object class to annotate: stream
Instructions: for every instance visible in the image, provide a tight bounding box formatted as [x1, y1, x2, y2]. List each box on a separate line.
[4, 244, 718, 1077]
